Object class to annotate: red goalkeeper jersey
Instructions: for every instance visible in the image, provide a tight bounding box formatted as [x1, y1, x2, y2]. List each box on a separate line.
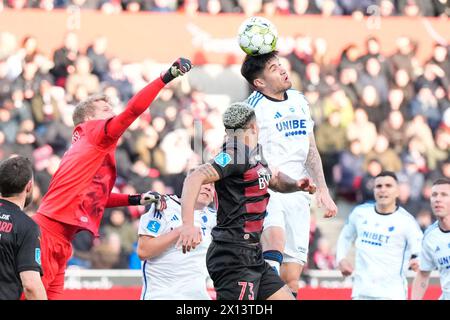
[37, 119, 117, 236]
[37, 78, 165, 236]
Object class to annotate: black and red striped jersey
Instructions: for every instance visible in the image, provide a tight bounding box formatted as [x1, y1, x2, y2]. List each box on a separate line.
[210, 139, 271, 244]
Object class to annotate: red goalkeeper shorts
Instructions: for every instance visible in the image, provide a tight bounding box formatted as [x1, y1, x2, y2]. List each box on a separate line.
[32, 214, 78, 300]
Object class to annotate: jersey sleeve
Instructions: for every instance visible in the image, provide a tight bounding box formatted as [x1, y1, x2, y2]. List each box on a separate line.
[16, 222, 43, 275]
[419, 236, 436, 271]
[336, 208, 358, 263]
[138, 205, 167, 238]
[406, 218, 423, 256]
[299, 92, 315, 134]
[210, 144, 249, 179]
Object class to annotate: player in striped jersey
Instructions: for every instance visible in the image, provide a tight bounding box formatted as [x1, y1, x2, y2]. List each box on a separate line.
[177, 102, 316, 300]
[412, 178, 450, 300]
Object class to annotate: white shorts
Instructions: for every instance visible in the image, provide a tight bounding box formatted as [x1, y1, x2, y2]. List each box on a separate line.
[263, 190, 311, 265]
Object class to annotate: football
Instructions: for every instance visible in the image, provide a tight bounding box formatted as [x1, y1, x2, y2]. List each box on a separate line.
[237, 16, 278, 56]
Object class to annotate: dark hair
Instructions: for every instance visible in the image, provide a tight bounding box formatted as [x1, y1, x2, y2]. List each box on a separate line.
[375, 171, 398, 182]
[241, 51, 279, 88]
[0, 156, 33, 197]
[432, 178, 450, 186]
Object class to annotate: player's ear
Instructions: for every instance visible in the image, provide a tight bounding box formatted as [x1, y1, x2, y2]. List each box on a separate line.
[25, 180, 33, 193]
[253, 78, 265, 89]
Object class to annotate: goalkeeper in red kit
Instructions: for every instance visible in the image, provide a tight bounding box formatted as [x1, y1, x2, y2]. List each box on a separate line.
[32, 58, 192, 299]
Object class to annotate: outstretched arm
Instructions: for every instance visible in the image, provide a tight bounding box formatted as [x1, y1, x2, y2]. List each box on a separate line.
[269, 171, 316, 194]
[176, 163, 221, 253]
[105, 58, 192, 139]
[305, 134, 338, 218]
[106, 192, 167, 210]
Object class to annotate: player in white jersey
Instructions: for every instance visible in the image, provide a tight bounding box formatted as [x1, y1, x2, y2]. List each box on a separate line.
[241, 51, 337, 296]
[336, 171, 423, 300]
[137, 182, 216, 300]
[412, 178, 450, 300]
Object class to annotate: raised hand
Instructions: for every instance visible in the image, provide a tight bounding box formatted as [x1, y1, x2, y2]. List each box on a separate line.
[160, 57, 192, 84]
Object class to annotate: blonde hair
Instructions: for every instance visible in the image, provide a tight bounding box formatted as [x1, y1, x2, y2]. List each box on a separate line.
[72, 94, 110, 126]
[222, 102, 255, 130]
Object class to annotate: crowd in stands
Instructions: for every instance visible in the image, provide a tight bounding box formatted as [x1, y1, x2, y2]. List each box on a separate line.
[0, 17, 449, 271]
[1, 0, 449, 17]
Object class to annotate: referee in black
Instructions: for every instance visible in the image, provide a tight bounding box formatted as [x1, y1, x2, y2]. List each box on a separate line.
[0, 156, 47, 300]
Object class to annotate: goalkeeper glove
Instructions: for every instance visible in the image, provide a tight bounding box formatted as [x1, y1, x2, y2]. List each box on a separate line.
[129, 192, 167, 210]
[160, 57, 192, 84]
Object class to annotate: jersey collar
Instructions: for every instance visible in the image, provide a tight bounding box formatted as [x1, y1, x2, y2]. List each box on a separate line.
[374, 205, 399, 216]
[258, 91, 288, 102]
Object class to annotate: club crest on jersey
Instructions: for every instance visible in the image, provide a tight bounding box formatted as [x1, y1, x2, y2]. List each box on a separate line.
[257, 167, 271, 189]
[214, 152, 231, 167]
[147, 220, 161, 233]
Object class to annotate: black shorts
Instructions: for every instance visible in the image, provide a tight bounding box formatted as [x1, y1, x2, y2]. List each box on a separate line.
[206, 241, 285, 300]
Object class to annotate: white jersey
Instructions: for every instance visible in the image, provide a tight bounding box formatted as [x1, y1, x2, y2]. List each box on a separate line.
[419, 221, 450, 300]
[336, 203, 423, 299]
[138, 196, 216, 300]
[246, 89, 314, 180]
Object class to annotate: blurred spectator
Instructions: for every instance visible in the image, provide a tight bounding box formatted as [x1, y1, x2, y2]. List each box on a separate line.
[86, 36, 110, 80]
[379, 110, 408, 154]
[360, 57, 390, 103]
[35, 153, 61, 194]
[13, 60, 42, 101]
[393, 68, 415, 103]
[50, 32, 79, 86]
[312, 237, 336, 270]
[65, 55, 100, 99]
[379, 0, 397, 16]
[290, 0, 321, 14]
[409, 85, 441, 132]
[69, 230, 95, 269]
[387, 87, 410, 120]
[334, 139, 364, 201]
[103, 57, 133, 101]
[102, 208, 137, 261]
[338, 67, 359, 105]
[338, 44, 362, 73]
[356, 85, 388, 128]
[287, 34, 314, 79]
[322, 85, 354, 127]
[364, 134, 402, 172]
[238, 0, 262, 15]
[90, 232, 128, 269]
[397, 181, 422, 216]
[346, 107, 377, 154]
[397, 155, 425, 201]
[415, 207, 434, 232]
[390, 36, 415, 79]
[315, 110, 348, 187]
[357, 158, 382, 203]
